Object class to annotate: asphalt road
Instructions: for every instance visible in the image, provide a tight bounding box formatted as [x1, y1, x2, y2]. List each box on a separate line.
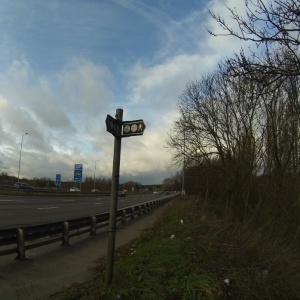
[0, 193, 165, 229]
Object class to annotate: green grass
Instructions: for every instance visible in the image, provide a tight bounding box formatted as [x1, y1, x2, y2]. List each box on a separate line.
[51, 198, 222, 300]
[51, 196, 300, 300]
[106, 215, 219, 300]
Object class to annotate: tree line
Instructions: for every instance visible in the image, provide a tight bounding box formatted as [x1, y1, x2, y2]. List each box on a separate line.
[167, 0, 300, 238]
[0, 172, 178, 192]
[0, 172, 143, 192]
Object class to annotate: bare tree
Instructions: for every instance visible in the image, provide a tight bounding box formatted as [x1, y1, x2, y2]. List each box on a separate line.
[167, 67, 265, 220]
[208, 0, 300, 81]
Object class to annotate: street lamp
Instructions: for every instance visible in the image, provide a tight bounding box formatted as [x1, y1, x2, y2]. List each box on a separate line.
[93, 160, 99, 190]
[17, 133, 28, 183]
[182, 130, 186, 195]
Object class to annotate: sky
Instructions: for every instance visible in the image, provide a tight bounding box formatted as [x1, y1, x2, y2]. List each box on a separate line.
[0, 0, 249, 185]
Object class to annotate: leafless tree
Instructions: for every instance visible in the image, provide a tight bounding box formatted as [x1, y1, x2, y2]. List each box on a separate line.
[167, 66, 266, 220]
[208, 0, 300, 82]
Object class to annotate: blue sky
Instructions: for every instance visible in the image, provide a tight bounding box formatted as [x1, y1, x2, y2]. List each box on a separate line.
[0, 0, 247, 185]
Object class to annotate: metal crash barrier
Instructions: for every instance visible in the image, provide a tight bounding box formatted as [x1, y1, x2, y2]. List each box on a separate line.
[0, 194, 179, 261]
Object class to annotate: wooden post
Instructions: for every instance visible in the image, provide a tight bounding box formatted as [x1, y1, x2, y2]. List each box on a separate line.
[90, 216, 96, 236]
[61, 221, 69, 246]
[16, 228, 25, 261]
[106, 108, 123, 284]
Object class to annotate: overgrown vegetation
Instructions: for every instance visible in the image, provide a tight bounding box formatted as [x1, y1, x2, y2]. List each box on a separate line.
[167, 0, 300, 238]
[164, 4, 300, 297]
[51, 2, 300, 298]
[51, 196, 299, 299]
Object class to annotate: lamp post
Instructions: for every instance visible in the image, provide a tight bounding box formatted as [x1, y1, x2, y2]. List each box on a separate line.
[17, 133, 28, 184]
[93, 160, 99, 190]
[182, 130, 186, 195]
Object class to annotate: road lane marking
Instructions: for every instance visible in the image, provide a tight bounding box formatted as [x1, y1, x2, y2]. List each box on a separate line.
[0, 199, 24, 203]
[94, 202, 103, 205]
[37, 207, 60, 210]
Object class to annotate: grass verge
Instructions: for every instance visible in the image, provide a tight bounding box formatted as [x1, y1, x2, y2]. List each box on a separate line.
[50, 196, 300, 300]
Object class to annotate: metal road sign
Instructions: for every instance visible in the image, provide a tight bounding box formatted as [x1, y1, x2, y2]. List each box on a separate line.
[105, 114, 119, 137]
[55, 174, 61, 186]
[105, 109, 147, 284]
[74, 164, 83, 183]
[122, 120, 146, 137]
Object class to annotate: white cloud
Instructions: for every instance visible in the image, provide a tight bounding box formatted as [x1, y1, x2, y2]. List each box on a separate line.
[0, 58, 116, 180]
[0, 0, 253, 184]
[117, 0, 251, 184]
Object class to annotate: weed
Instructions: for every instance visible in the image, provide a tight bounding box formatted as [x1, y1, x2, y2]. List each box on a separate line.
[51, 196, 300, 300]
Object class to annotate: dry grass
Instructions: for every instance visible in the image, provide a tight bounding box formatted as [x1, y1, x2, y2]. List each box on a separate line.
[51, 196, 300, 299]
[198, 203, 300, 299]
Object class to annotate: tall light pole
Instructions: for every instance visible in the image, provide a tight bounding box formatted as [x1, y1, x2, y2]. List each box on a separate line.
[17, 132, 28, 183]
[93, 159, 99, 190]
[182, 129, 186, 195]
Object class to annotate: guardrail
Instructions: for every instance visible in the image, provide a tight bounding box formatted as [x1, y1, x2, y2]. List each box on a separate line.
[0, 194, 179, 261]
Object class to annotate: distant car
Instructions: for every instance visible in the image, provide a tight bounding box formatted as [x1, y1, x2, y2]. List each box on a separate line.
[165, 191, 171, 195]
[91, 189, 100, 193]
[118, 191, 126, 197]
[14, 182, 34, 189]
[70, 187, 80, 192]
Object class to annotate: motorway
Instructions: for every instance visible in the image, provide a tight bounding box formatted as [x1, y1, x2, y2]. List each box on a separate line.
[0, 193, 165, 229]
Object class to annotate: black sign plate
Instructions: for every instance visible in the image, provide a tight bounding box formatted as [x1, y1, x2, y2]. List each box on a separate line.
[122, 120, 146, 137]
[106, 115, 119, 137]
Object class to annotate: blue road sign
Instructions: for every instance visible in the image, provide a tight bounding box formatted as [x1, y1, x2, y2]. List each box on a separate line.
[56, 174, 61, 186]
[74, 164, 83, 183]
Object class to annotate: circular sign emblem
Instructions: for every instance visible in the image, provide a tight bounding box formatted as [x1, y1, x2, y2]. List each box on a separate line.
[131, 124, 137, 132]
[123, 125, 130, 133]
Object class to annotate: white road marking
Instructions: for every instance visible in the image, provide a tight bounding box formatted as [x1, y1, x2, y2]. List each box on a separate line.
[94, 202, 103, 205]
[0, 199, 24, 203]
[37, 207, 60, 210]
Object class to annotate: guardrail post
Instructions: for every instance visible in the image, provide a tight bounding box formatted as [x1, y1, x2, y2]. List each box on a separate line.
[61, 221, 69, 246]
[131, 207, 135, 219]
[142, 204, 145, 213]
[138, 205, 142, 216]
[90, 216, 96, 236]
[16, 228, 26, 261]
[122, 210, 126, 223]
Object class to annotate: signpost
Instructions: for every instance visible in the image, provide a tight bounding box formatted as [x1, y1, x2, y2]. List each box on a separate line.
[122, 120, 146, 137]
[55, 174, 61, 187]
[74, 164, 83, 183]
[106, 115, 146, 138]
[105, 114, 119, 137]
[105, 109, 146, 284]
